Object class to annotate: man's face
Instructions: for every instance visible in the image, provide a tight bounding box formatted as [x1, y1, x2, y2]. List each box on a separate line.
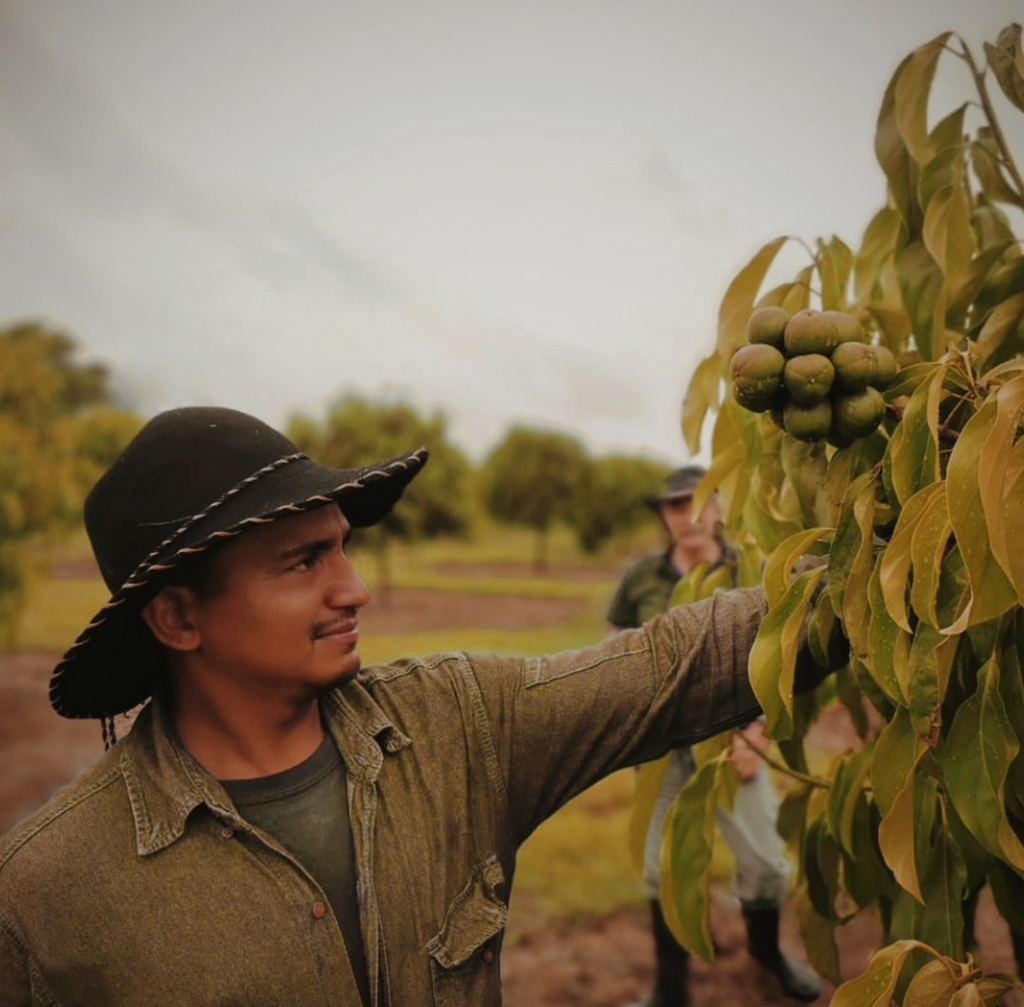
[657, 493, 722, 549]
[177, 504, 370, 699]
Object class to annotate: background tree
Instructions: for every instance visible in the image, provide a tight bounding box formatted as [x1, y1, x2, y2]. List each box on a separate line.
[0, 321, 140, 647]
[644, 23, 1024, 1005]
[480, 424, 591, 572]
[287, 392, 473, 598]
[568, 453, 671, 554]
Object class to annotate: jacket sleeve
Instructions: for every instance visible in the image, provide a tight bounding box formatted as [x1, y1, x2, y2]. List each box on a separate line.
[468, 585, 768, 842]
[0, 917, 32, 1007]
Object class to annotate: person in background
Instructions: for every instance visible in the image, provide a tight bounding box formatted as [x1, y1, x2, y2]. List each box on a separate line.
[609, 465, 821, 1007]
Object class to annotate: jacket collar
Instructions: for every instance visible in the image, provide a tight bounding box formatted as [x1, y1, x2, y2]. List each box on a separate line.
[120, 680, 411, 857]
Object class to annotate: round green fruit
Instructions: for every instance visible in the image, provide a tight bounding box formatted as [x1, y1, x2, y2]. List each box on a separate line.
[783, 353, 835, 405]
[784, 310, 837, 356]
[832, 387, 886, 439]
[830, 342, 875, 392]
[746, 307, 790, 350]
[871, 345, 898, 389]
[730, 344, 785, 408]
[819, 310, 863, 346]
[783, 399, 832, 442]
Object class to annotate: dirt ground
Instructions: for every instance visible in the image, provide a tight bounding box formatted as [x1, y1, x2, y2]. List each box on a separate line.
[3, 584, 1023, 1006]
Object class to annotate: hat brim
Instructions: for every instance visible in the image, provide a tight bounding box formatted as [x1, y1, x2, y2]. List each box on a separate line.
[49, 447, 427, 719]
[645, 490, 695, 509]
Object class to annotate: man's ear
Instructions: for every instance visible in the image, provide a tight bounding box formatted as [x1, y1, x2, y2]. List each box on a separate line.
[141, 586, 202, 652]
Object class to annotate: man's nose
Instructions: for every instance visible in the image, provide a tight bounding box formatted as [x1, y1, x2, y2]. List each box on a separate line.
[326, 555, 371, 610]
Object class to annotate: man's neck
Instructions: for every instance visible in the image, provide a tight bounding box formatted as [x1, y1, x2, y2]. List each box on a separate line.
[167, 681, 326, 781]
[669, 539, 724, 576]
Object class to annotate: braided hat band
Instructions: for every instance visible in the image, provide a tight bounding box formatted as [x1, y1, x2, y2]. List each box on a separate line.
[49, 406, 429, 720]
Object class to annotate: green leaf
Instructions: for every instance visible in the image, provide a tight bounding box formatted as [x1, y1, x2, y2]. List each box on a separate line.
[974, 291, 1024, 370]
[779, 436, 830, 529]
[876, 52, 920, 232]
[804, 814, 842, 920]
[1000, 437, 1024, 603]
[945, 380, 1022, 627]
[715, 236, 789, 360]
[940, 656, 1024, 873]
[818, 235, 854, 310]
[681, 352, 722, 455]
[888, 789, 967, 959]
[973, 374, 1024, 589]
[923, 181, 977, 288]
[902, 957, 957, 1007]
[903, 625, 956, 740]
[830, 939, 927, 1007]
[984, 23, 1024, 114]
[628, 755, 671, 872]
[748, 566, 827, 740]
[868, 560, 910, 704]
[825, 748, 871, 856]
[908, 485, 954, 629]
[835, 474, 880, 668]
[895, 33, 953, 166]
[661, 758, 721, 960]
[971, 131, 1024, 209]
[865, 300, 914, 350]
[878, 761, 927, 902]
[895, 239, 948, 360]
[843, 793, 891, 912]
[762, 526, 831, 608]
[886, 363, 946, 506]
[947, 242, 1015, 322]
[796, 885, 842, 985]
[855, 209, 903, 302]
[871, 707, 926, 816]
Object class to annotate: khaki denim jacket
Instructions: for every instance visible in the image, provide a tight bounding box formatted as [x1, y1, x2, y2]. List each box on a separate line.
[0, 587, 766, 1007]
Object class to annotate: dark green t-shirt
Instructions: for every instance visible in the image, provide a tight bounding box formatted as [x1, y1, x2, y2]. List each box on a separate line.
[221, 735, 370, 1007]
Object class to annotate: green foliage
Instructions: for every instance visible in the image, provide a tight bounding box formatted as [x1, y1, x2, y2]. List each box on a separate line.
[570, 453, 670, 553]
[672, 23, 1024, 1002]
[287, 392, 474, 542]
[0, 321, 140, 648]
[480, 424, 591, 570]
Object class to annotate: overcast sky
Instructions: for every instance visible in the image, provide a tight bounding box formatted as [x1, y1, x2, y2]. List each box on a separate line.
[1, 1, 1021, 462]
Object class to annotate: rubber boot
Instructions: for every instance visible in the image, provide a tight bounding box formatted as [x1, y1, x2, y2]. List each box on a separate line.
[743, 905, 821, 1002]
[624, 900, 690, 1007]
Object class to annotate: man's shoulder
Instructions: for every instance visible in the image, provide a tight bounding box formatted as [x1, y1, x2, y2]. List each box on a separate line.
[0, 748, 125, 877]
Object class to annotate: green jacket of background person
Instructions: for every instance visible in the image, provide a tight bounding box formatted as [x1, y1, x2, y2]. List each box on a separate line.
[0, 407, 817, 1007]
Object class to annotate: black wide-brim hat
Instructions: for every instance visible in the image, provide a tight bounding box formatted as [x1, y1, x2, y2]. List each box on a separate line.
[49, 406, 428, 719]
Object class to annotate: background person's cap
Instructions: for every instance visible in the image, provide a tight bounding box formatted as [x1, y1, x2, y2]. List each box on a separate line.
[645, 465, 707, 508]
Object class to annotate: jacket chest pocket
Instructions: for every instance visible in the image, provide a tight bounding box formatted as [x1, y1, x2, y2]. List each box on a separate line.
[426, 856, 507, 1007]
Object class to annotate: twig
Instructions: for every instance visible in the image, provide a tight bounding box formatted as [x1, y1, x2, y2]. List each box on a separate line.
[732, 733, 831, 790]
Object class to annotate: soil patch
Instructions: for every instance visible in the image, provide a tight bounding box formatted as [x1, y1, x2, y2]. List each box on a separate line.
[359, 587, 590, 634]
[434, 560, 620, 583]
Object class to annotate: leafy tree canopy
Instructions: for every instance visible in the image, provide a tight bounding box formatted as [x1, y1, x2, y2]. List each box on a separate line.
[570, 453, 671, 553]
[286, 392, 473, 542]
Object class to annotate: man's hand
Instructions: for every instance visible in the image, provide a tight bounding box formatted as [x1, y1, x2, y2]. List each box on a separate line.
[729, 721, 768, 781]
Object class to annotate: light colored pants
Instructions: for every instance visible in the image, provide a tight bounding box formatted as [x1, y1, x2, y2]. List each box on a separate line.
[642, 747, 791, 907]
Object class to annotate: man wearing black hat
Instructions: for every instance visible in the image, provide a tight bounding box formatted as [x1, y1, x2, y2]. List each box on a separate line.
[609, 465, 820, 1007]
[0, 408, 812, 1007]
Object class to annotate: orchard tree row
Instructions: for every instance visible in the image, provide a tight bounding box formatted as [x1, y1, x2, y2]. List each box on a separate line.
[0, 321, 673, 641]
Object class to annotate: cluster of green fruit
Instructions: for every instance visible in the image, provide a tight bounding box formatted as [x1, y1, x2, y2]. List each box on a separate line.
[729, 307, 897, 445]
